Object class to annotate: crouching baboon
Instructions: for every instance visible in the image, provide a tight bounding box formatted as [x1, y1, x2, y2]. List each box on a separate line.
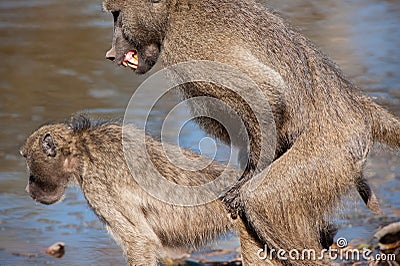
[102, 0, 399, 264]
[21, 113, 241, 265]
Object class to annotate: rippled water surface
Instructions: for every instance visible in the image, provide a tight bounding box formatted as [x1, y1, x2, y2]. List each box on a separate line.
[0, 0, 399, 265]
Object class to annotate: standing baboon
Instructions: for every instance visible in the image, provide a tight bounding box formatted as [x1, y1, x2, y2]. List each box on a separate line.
[21, 113, 239, 265]
[102, 0, 400, 264]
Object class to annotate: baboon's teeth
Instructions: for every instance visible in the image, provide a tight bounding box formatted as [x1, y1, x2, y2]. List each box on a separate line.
[123, 50, 138, 70]
[127, 61, 138, 69]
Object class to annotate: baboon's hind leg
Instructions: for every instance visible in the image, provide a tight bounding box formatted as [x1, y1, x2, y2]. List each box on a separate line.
[240, 131, 370, 265]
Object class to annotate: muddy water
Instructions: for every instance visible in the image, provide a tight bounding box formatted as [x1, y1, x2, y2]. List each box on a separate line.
[0, 0, 399, 265]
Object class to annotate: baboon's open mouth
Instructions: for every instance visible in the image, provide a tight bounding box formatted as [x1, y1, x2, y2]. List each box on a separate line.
[122, 50, 139, 70]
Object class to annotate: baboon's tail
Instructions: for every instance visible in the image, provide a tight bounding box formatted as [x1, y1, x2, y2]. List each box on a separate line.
[369, 102, 400, 148]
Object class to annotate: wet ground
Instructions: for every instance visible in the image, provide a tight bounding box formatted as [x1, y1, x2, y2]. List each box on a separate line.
[0, 0, 399, 265]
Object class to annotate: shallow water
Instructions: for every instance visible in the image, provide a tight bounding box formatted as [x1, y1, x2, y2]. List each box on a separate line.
[0, 0, 399, 265]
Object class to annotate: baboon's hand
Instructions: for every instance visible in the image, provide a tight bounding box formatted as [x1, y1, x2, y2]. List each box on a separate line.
[220, 179, 248, 219]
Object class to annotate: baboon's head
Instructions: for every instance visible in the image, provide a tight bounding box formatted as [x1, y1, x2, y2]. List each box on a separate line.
[103, 0, 169, 74]
[20, 125, 79, 205]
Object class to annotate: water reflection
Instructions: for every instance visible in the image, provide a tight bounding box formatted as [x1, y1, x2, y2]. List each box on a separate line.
[0, 0, 399, 265]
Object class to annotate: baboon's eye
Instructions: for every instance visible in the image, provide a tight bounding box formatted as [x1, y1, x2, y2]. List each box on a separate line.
[19, 149, 27, 158]
[29, 174, 38, 183]
[150, 0, 161, 3]
[112, 11, 120, 23]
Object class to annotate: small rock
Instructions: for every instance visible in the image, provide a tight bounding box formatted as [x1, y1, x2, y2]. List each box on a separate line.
[45, 242, 65, 258]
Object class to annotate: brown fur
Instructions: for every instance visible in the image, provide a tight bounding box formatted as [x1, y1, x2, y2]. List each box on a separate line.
[102, 0, 400, 264]
[21, 114, 238, 265]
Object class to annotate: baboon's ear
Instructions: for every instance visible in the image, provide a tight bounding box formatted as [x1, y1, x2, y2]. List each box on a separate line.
[41, 133, 57, 157]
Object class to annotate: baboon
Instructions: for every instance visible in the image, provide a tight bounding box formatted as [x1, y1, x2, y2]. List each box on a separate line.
[102, 0, 400, 264]
[21, 113, 240, 265]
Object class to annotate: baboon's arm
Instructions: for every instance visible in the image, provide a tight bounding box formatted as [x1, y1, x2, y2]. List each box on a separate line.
[81, 172, 162, 266]
[104, 208, 162, 266]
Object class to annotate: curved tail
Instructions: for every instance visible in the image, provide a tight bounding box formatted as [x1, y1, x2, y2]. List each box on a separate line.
[369, 102, 400, 148]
